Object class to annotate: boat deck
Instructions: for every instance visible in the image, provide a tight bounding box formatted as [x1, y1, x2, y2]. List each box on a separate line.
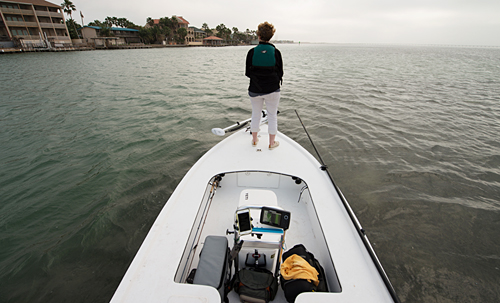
[110, 125, 396, 303]
[175, 171, 340, 302]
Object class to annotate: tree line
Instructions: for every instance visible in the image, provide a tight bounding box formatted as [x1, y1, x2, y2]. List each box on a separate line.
[61, 0, 257, 45]
[140, 17, 187, 44]
[207, 23, 258, 45]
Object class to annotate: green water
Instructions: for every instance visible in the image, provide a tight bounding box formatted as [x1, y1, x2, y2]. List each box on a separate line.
[1, 45, 499, 302]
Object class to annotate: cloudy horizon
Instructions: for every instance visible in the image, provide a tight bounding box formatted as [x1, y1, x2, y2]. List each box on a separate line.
[69, 0, 499, 46]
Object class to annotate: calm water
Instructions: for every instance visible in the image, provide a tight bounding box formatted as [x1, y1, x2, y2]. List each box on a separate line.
[1, 45, 499, 302]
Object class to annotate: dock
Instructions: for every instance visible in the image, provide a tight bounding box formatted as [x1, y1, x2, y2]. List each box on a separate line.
[0, 47, 94, 54]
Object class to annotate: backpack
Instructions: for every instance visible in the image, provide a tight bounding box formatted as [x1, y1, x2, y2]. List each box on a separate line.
[280, 244, 329, 303]
[252, 44, 276, 67]
[233, 267, 278, 303]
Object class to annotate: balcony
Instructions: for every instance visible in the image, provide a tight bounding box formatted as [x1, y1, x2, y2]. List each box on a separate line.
[25, 21, 39, 27]
[50, 11, 63, 18]
[35, 10, 63, 18]
[39, 22, 66, 29]
[34, 10, 49, 17]
[13, 34, 40, 40]
[5, 20, 39, 27]
[53, 23, 66, 29]
[0, 8, 34, 15]
[38, 22, 52, 28]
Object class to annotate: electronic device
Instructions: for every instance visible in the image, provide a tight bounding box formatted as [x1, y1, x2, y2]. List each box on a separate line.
[260, 207, 291, 230]
[236, 208, 252, 235]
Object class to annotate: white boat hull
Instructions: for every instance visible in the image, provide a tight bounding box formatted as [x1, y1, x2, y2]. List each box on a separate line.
[111, 124, 398, 303]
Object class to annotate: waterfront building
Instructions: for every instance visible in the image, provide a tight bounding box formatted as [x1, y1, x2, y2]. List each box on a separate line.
[80, 26, 140, 48]
[172, 15, 193, 45]
[147, 16, 206, 45]
[187, 26, 206, 46]
[175, 15, 189, 30]
[203, 36, 223, 46]
[0, 0, 71, 48]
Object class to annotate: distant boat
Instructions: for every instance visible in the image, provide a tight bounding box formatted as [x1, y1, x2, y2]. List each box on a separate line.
[111, 111, 400, 303]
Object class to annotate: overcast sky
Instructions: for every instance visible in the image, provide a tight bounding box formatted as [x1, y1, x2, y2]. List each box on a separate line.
[72, 0, 500, 46]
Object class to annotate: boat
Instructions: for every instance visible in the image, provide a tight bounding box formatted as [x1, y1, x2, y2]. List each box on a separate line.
[110, 111, 400, 303]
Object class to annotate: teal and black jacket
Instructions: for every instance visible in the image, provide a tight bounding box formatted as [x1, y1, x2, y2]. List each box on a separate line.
[245, 42, 284, 94]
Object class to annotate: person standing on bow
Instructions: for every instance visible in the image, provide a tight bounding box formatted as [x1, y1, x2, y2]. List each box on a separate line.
[246, 22, 284, 150]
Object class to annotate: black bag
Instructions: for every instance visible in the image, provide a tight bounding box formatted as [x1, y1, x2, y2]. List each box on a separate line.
[233, 267, 278, 303]
[245, 250, 267, 268]
[280, 244, 328, 303]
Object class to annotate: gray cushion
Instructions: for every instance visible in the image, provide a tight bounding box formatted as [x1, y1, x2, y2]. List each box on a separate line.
[193, 236, 228, 289]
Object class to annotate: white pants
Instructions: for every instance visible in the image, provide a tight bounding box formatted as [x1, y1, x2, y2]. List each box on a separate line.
[250, 91, 280, 135]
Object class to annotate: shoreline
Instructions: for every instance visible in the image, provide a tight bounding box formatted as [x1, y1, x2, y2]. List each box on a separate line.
[3, 42, 496, 54]
[0, 43, 250, 54]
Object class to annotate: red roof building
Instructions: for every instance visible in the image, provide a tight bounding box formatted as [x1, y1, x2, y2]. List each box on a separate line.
[203, 36, 223, 46]
[175, 16, 189, 26]
[148, 16, 189, 29]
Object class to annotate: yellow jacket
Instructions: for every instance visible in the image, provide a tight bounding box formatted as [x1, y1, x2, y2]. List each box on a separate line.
[280, 254, 319, 286]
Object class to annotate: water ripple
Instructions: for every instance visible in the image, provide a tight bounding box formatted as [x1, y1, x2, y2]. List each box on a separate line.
[1, 45, 500, 302]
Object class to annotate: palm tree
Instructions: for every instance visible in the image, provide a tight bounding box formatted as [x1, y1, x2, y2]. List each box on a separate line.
[166, 16, 179, 43]
[61, 0, 75, 18]
[232, 27, 239, 45]
[158, 17, 173, 43]
[177, 27, 187, 44]
[61, 0, 79, 38]
[104, 16, 118, 27]
[88, 20, 102, 27]
[216, 24, 231, 44]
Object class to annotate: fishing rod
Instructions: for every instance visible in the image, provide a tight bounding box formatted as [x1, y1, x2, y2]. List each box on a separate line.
[294, 110, 401, 303]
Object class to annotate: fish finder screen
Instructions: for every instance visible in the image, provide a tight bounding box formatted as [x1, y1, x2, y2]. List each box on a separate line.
[237, 211, 251, 232]
[263, 209, 281, 225]
[260, 207, 290, 230]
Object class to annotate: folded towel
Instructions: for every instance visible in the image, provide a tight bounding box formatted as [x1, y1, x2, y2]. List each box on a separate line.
[280, 254, 319, 286]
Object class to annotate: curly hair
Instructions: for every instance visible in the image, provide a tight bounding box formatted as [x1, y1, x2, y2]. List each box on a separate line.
[257, 22, 276, 42]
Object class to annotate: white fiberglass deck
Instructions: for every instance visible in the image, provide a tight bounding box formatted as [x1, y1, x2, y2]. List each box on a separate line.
[175, 170, 342, 302]
[111, 125, 395, 303]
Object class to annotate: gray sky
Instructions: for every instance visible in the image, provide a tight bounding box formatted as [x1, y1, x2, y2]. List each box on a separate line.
[72, 0, 500, 46]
